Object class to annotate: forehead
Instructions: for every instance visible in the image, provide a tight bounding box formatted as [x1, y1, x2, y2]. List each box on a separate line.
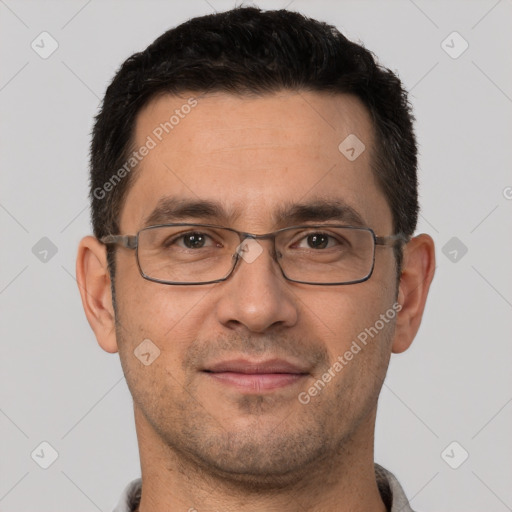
[121, 91, 391, 233]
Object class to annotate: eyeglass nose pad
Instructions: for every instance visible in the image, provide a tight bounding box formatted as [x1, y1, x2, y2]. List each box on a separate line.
[272, 246, 283, 262]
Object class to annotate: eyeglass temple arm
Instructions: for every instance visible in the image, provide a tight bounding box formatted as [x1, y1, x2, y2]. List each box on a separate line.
[100, 234, 138, 250]
[375, 233, 410, 247]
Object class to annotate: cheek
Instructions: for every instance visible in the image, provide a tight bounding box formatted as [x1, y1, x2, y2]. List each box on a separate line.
[114, 287, 206, 423]
[298, 288, 395, 431]
[305, 280, 395, 359]
[115, 255, 210, 339]
[113, 272, 212, 386]
[324, 285, 396, 367]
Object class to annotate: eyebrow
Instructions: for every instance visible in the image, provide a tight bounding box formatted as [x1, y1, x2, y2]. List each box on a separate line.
[142, 196, 367, 230]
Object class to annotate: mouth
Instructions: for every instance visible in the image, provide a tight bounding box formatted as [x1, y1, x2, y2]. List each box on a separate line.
[202, 358, 310, 393]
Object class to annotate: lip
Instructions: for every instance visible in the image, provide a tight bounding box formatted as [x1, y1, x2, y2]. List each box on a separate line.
[205, 358, 309, 374]
[202, 358, 310, 392]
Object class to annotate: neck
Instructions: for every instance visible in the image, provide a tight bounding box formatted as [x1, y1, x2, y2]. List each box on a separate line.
[133, 406, 387, 512]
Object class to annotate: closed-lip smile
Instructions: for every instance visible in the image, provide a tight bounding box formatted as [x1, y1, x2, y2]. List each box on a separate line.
[202, 358, 310, 392]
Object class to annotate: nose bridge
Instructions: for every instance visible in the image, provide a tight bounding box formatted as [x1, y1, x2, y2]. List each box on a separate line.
[234, 232, 280, 269]
[216, 232, 297, 332]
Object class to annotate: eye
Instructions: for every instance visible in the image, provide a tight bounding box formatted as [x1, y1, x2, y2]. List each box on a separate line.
[167, 232, 217, 249]
[294, 231, 346, 250]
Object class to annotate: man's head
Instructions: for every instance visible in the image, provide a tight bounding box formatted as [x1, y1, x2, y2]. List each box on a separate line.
[77, 7, 434, 492]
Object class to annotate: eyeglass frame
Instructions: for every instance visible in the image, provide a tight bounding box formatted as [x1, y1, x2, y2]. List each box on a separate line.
[100, 222, 410, 286]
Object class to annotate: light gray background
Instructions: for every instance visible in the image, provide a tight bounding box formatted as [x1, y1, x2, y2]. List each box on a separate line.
[1, 0, 511, 510]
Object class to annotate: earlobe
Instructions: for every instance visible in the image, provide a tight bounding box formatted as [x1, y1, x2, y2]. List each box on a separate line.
[392, 234, 436, 354]
[76, 236, 118, 353]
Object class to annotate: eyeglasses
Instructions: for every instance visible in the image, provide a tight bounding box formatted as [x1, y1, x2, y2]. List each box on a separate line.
[100, 223, 409, 286]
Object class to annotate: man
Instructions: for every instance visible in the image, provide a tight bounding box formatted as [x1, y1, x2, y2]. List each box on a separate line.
[76, 7, 435, 512]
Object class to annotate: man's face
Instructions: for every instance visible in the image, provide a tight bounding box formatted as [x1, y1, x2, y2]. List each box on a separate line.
[114, 91, 398, 481]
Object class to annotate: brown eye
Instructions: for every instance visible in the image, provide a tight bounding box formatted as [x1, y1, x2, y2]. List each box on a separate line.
[182, 232, 208, 249]
[306, 233, 329, 249]
[295, 232, 343, 250]
[162, 232, 216, 250]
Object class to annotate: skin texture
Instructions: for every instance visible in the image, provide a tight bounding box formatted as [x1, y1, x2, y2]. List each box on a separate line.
[77, 91, 435, 512]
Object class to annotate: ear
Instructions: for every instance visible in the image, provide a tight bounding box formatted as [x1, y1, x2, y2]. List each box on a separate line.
[392, 233, 436, 354]
[76, 236, 118, 353]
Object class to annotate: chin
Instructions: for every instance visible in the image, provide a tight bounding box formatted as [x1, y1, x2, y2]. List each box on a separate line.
[173, 420, 332, 488]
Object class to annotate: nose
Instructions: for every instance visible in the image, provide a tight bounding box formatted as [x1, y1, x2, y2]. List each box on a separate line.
[214, 238, 299, 333]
